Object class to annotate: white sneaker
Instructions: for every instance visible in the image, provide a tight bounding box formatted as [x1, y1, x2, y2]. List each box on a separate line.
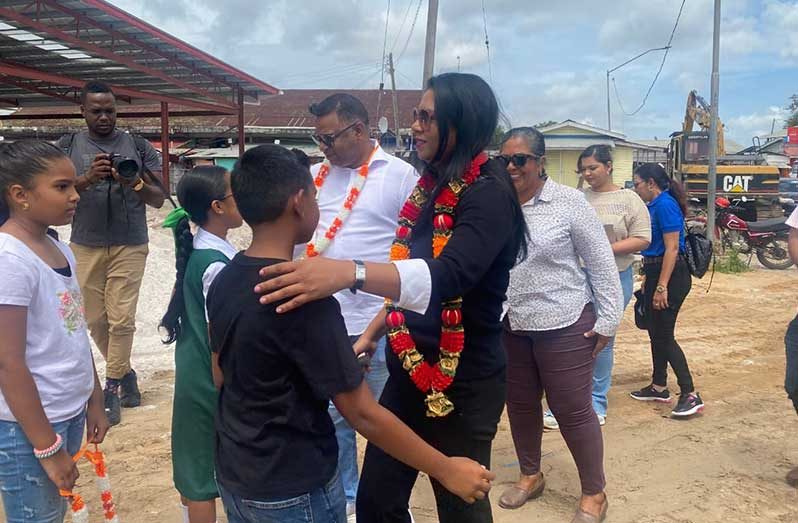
[597, 414, 606, 426]
[543, 413, 560, 431]
[346, 502, 356, 523]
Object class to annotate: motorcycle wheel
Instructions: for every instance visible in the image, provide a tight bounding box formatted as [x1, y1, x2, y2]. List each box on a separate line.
[756, 237, 794, 270]
[720, 229, 751, 255]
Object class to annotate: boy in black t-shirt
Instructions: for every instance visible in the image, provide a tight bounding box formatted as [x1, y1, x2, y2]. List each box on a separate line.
[207, 145, 493, 523]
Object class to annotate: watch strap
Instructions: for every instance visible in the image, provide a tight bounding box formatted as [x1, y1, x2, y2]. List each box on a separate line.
[350, 259, 366, 294]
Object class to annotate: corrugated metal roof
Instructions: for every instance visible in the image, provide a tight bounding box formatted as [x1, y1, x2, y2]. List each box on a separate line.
[2, 89, 425, 130]
[0, 0, 278, 113]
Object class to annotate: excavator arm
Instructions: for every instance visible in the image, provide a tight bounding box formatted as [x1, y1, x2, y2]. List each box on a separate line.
[683, 90, 725, 155]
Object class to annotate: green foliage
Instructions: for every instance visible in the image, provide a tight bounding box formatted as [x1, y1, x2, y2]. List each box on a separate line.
[785, 95, 798, 128]
[715, 248, 751, 274]
[491, 124, 507, 147]
[534, 120, 557, 129]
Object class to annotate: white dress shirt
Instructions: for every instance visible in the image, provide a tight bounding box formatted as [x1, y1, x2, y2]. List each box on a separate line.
[296, 142, 425, 335]
[194, 227, 238, 320]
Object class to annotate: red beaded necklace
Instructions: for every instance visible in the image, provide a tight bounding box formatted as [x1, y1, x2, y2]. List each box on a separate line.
[385, 152, 488, 417]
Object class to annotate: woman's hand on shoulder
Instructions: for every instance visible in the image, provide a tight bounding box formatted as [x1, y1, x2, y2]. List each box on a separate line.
[255, 257, 355, 313]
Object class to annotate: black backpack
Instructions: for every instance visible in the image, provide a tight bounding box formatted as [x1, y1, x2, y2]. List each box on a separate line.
[683, 226, 713, 279]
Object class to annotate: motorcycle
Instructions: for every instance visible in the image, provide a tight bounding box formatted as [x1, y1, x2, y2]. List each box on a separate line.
[714, 197, 793, 270]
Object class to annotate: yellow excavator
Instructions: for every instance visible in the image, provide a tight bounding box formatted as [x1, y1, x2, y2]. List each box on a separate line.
[667, 90, 781, 219]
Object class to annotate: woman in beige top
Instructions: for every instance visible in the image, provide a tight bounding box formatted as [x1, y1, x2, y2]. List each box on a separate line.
[544, 145, 650, 429]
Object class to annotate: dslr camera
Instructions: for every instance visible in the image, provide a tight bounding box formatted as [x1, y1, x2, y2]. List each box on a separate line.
[107, 154, 139, 180]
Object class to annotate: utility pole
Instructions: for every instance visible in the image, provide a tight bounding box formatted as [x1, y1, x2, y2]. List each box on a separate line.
[422, 0, 439, 87]
[388, 53, 401, 150]
[706, 0, 721, 243]
[606, 71, 611, 130]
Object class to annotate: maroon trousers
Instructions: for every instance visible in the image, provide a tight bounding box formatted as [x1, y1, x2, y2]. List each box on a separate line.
[502, 304, 606, 495]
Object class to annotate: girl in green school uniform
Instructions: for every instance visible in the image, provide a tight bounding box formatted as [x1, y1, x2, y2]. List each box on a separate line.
[161, 166, 242, 523]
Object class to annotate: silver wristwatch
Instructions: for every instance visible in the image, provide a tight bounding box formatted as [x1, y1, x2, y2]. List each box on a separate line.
[350, 259, 366, 294]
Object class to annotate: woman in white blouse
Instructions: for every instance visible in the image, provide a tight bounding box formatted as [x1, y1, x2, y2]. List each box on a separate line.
[497, 128, 622, 523]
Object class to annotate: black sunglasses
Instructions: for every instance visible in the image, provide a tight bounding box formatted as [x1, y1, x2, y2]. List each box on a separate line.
[311, 120, 361, 148]
[412, 107, 436, 129]
[496, 153, 540, 168]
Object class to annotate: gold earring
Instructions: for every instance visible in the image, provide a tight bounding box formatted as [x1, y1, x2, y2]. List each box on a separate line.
[21, 202, 30, 211]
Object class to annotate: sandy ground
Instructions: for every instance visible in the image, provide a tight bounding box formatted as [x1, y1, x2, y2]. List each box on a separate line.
[3, 206, 798, 522]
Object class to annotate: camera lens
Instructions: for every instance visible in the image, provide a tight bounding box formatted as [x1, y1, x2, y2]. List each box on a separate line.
[113, 157, 139, 179]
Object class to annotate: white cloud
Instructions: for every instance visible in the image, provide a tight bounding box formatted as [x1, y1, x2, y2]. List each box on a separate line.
[726, 106, 789, 141]
[95, 1, 798, 145]
[764, 0, 798, 59]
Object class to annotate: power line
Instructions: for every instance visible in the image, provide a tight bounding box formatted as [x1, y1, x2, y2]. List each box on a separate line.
[380, 0, 392, 85]
[481, 0, 493, 84]
[281, 63, 382, 88]
[279, 61, 379, 82]
[390, 0, 415, 52]
[355, 68, 385, 89]
[612, 77, 629, 119]
[615, 0, 686, 117]
[396, 0, 423, 64]
[397, 69, 416, 85]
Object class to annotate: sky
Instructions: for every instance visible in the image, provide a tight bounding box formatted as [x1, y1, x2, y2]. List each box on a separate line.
[109, 0, 798, 147]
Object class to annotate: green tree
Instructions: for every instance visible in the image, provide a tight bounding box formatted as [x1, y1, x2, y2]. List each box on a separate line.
[491, 124, 507, 146]
[534, 120, 557, 128]
[786, 95, 798, 128]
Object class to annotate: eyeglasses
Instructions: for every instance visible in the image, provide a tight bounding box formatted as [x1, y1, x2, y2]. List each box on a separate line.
[412, 108, 436, 129]
[496, 153, 540, 168]
[311, 120, 360, 148]
[220, 193, 234, 200]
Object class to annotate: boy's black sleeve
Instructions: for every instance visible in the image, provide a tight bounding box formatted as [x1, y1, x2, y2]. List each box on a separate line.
[289, 297, 364, 401]
[206, 276, 224, 354]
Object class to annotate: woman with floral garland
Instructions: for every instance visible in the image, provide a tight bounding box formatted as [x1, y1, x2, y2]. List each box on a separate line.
[253, 72, 527, 522]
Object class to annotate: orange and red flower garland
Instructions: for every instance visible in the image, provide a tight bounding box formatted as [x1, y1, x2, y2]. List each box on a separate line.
[305, 146, 378, 257]
[60, 444, 119, 523]
[385, 152, 488, 417]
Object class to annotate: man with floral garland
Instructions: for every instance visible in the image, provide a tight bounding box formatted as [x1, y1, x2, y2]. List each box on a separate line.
[300, 93, 418, 521]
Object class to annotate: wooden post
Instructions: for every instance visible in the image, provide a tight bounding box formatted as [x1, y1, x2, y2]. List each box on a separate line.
[238, 86, 245, 157]
[388, 53, 401, 149]
[160, 101, 169, 191]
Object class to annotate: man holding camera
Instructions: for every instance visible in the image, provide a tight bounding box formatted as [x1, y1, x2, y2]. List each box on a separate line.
[58, 81, 165, 426]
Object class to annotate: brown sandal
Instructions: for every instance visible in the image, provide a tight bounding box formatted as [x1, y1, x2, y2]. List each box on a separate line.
[571, 494, 608, 523]
[498, 474, 545, 510]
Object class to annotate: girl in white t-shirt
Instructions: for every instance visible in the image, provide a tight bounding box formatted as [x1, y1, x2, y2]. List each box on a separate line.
[0, 140, 108, 521]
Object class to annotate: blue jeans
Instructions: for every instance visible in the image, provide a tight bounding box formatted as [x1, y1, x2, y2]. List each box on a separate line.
[329, 337, 389, 504]
[219, 468, 346, 523]
[0, 411, 85, 523]
[786, 315, 798, 414]
[592, 266, 635, 417]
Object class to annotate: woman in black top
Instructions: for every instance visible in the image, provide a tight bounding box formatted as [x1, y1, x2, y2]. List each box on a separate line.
[256, 73, 526, 523]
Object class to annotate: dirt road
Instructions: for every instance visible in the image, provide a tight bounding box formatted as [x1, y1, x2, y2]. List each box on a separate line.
[4, 215, 797, 522]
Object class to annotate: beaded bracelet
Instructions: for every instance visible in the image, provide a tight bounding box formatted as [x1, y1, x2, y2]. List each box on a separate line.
[34, 433, 63, 459]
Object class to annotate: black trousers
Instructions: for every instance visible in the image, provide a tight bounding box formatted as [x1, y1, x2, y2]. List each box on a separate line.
[785, 315, 798, 414]
[356, 369, 506, 523]
[643, 257, 694, 394]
